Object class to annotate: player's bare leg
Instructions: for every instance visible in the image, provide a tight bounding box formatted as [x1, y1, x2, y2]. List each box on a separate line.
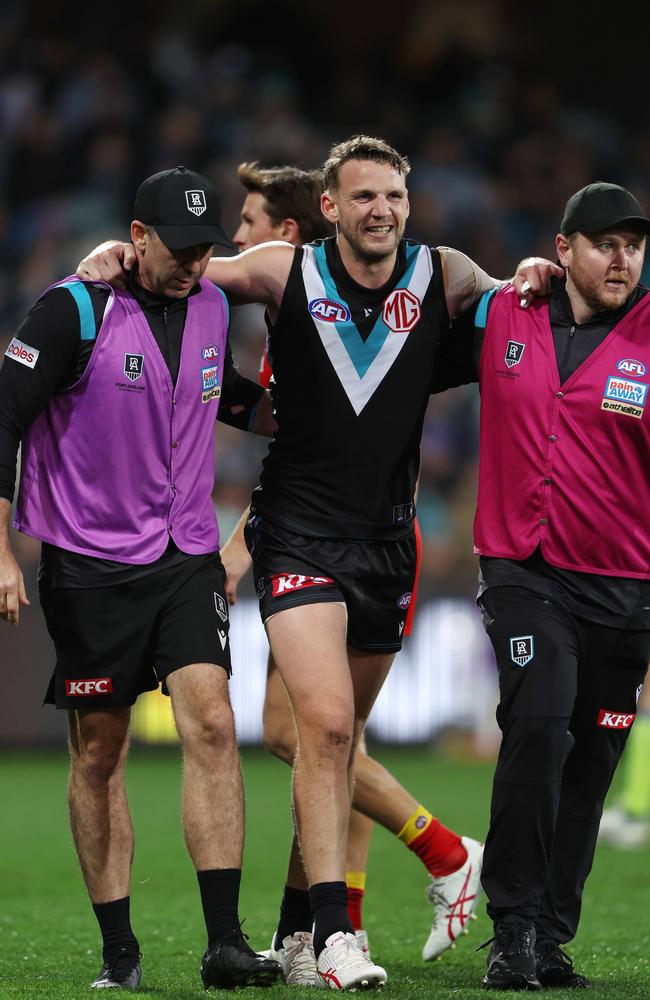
[68, 707, 133, 902]
[68, 707, 141, 988]
[167, 663, 243, 870]
[168, 662, 281, 989]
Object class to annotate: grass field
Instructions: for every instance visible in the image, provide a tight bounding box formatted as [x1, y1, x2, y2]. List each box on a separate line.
[1, 746, 648, 998]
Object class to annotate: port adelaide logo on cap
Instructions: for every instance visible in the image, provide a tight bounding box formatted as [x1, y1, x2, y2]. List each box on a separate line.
[186, 190, 207, 216]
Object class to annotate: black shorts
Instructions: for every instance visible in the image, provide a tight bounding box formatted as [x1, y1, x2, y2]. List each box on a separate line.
[41, 553, 231, 710]
[245, 512, 417, 653]
[480, 586, 650, 737]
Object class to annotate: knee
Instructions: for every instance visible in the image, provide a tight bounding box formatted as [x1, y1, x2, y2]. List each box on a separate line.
[70, 733, 126, 787]
[297, 705, 354, 764]
[181, 700, 236, 755]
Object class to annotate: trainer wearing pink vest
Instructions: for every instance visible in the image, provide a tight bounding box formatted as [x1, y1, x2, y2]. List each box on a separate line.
[476, 184, 650, 990]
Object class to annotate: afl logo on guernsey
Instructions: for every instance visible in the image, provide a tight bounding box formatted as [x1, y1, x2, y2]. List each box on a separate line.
[202, 343, 219, 361]
[617, 358, 647, 377]
[382, 289, 421, 333]
[308, 298, 351, 323]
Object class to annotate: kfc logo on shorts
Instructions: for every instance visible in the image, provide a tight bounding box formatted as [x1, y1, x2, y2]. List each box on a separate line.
[504, 341, 526, 369]
[510, 635, 534, 667]
[271, 574, 334, 597]
[186, 189, 206, 216]
[397, 592, 412, 610]
[382, 289, 421, 333]
[597, 709, 636, 729]
[65, 678, 113, 696]
[124, 353, 144, 382]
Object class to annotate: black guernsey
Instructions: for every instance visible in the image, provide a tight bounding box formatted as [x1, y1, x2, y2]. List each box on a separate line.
[253, 237, 448, 540]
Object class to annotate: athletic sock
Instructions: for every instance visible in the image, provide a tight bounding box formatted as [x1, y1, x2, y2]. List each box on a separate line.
[275, 885, 312, 945]
[309, 881, 353, 957]
[92, 897, 139, 962]
[622, 713, 650, 818]
[197, 868, 242, 948]
[345, 871, 366, 931]
[397, 805, 467, 877]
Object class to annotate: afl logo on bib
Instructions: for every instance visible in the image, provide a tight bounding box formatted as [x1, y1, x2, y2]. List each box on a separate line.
[382, 289, 421, 333]
[617, 358, 647, 377]
[308, 298, 351, 323]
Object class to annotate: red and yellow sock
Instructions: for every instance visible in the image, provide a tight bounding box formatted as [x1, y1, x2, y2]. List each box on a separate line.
[397, 805, 467, 877]
[345, 871, 366, 930]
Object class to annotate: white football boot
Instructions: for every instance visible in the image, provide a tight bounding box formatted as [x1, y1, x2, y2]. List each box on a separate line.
[269, 930, 318, 986]
[316, 931, 386, 990]
[354, 929, 371, 960]
[422, 836, 483, 961]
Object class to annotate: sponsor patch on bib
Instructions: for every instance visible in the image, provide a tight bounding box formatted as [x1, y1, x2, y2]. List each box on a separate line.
[601, 375, 647, 419]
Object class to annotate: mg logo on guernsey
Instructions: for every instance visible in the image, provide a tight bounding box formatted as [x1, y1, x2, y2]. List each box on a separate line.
[185, 189, 206, 216]
[271, 574, 334, 597]
[65, 678, 113, 696]
[510, 635, 534, 667]
[124, 353, 144, 382]
[504, 341, 526, 369]
[308, 298, 351, 323]
[382, 289, 421, 333]
[597, 709, 636, 729]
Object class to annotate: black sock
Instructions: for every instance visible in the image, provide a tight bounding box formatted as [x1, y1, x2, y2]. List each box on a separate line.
[275, 885, 312, 946]
[92, 897, 139, 961]
[309, 881, 352, 957]
[197, 868, 242, 948]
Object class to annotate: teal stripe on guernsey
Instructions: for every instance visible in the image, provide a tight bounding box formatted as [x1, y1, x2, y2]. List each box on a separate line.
[475, 287, 499, 329]
[312, 242, 420, 378]
[59, 281, 96, 341]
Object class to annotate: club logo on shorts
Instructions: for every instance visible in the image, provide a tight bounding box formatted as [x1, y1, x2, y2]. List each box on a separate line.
[270, 574, 334, 597]
[186, 189, 206, 216]
[397, 592, 412, 609]
[201, 365, 221, 403]
[601, 375, 647, 419]
[617, 358, 647, 377]
[5, 337, 39, 369]
[504, 341, 526, 369]
[597, 709, 636, 729]
[202, 343, 219, 361]
[308, 298, 351, 323]
[124, 353, 144, 382]
[382, 288, 421, 333]
[510, 635, 534, 667]
[214, 592, 228, 622]
[65, 678, 113, 696]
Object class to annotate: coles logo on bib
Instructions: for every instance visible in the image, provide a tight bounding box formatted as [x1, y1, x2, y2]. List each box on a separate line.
[382, 289, 421, 333]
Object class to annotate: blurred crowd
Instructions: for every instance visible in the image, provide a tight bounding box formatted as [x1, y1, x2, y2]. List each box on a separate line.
[3, 0, 650, 606]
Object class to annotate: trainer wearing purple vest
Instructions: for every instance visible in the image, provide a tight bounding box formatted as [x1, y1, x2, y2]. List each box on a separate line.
[0, 166, 282, 991]
[474, 184, 650, 990]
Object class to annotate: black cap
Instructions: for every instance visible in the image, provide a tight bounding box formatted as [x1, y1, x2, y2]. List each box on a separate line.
[560, 182, 650, 236]
[133, 165, 234, 251]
